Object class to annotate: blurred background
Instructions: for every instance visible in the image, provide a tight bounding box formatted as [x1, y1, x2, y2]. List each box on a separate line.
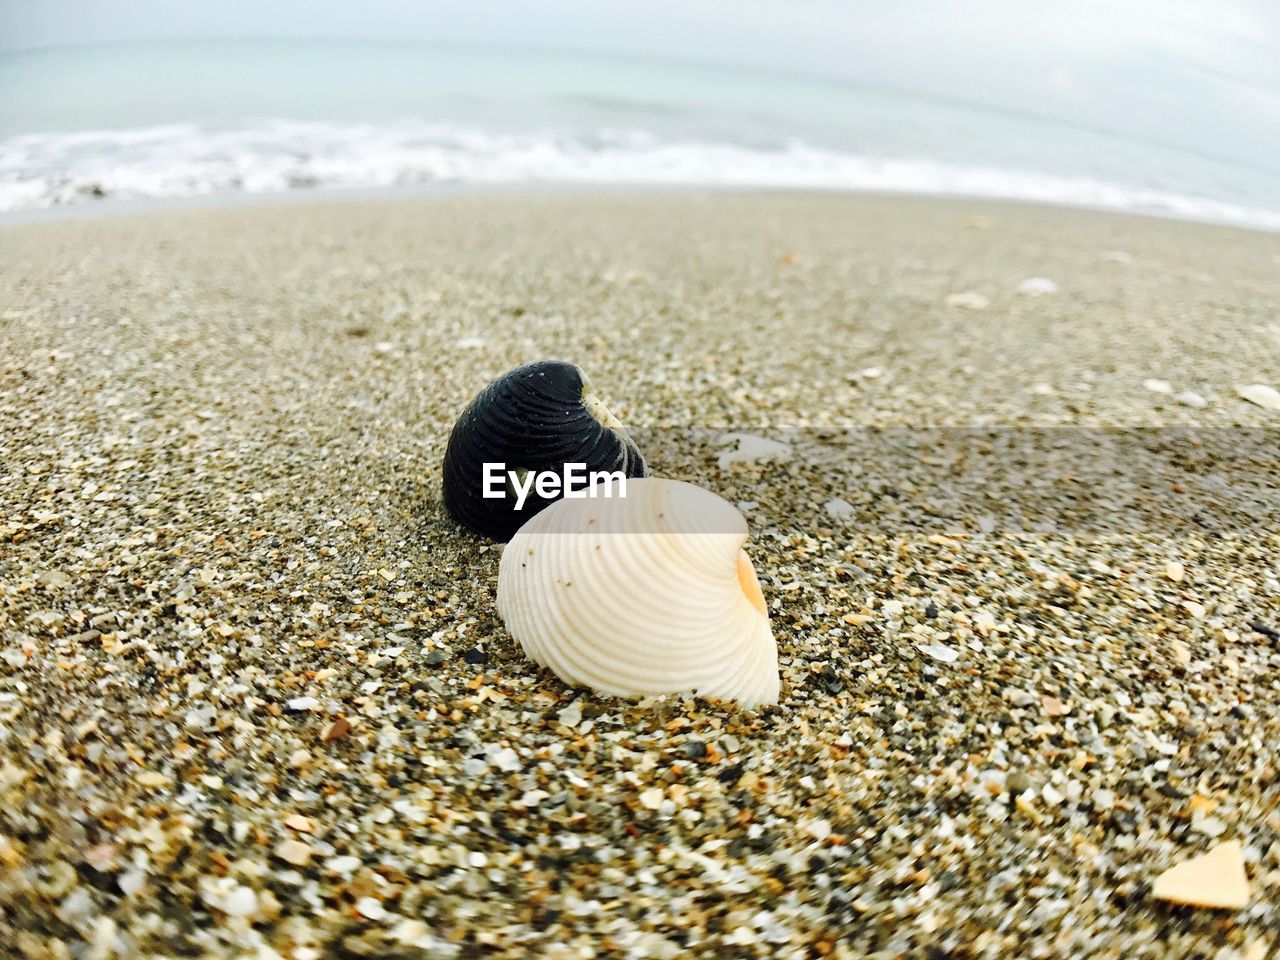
[2, 0, 1278, 226]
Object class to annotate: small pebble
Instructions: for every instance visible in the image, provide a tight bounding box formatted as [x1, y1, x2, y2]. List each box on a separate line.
[918, 643, 959, 663]
[321, 716, 352, 742]
[274, 839, 313, 868]
[1017, 277, 1058, 296]
[945, 291, 989, 309]
[639, 788, 665, 810]
[222, 886, 258, 918]
[823, 498, 854, 519]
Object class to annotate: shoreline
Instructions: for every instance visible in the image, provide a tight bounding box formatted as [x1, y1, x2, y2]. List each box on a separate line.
[5, 180, 1280, 236]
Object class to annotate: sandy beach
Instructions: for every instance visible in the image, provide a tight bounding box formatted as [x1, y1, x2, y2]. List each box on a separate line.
[1, 193, 1279, 958]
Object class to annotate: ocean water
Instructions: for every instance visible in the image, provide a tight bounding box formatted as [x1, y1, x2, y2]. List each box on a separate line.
[3, 39, 1280, 228]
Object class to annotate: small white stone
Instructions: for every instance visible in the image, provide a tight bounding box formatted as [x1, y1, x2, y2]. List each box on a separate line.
[823, 498, 855, 519]
[468, 851, 488, 868]
[118, 870, 145, 897]
[356, 896, 386, 920]
[1143, 379, 1173, 395]
[918, 643, 959, 663]
[945, 291, 989, 310]
[1175, 390, 1208, 409]
[59, 888, 94, 925]
[390, 919, 449, 949]
[1194, 816, 1228, 838]
[89, 917, 118, 959]
[1017, 277, 1058, 296]
[222, 885, 258, 917]
[285, 696, 319, 712]
[727, 926, 756, 946]
[491, 747, 521, 772]
[1170, 640, 1192, 667]
[557, 703, 583, 728]
[639, 787, 665, 810]
[391, 800, 429, 823]
[803, 818, 832, 841]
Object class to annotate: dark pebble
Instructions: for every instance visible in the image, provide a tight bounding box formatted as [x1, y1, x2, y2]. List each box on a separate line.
[1006, 771, 1033, 794]
[1248, 620, 1280, 641]
[717, 763, 744, 784]
[1110, 810, 1139, 834]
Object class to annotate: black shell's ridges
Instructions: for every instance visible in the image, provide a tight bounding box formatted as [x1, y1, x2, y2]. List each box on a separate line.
[442, 360, 647, 541]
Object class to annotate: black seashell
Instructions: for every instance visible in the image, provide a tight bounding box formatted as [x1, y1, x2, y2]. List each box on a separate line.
[442, 360, 647, 541]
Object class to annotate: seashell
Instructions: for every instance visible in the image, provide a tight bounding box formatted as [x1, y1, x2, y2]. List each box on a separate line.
[442, 360, 647, 541]
[1236, 382, 1280, 412]
[496, 477, 779, 707]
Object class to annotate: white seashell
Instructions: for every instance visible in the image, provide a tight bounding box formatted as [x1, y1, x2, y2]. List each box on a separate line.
[1237, 383, 1280, 412]
[496, 477, 779, 707]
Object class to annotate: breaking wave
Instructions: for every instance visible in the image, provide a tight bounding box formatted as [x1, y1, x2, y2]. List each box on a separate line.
[3, 119, 1279, 230]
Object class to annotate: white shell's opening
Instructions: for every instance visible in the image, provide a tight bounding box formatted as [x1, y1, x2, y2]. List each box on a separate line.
[737, 549, 767, 616]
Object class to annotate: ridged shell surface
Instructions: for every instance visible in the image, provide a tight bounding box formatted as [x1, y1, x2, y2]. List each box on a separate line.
[442, 360, 647, 541]
[497, 477, 779, 707]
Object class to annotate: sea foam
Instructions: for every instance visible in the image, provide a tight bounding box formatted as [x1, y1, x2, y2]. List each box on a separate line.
[3, 119, 1279, 231]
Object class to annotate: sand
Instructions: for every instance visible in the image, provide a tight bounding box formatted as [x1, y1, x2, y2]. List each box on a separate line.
[1, 193, 1278, 958]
